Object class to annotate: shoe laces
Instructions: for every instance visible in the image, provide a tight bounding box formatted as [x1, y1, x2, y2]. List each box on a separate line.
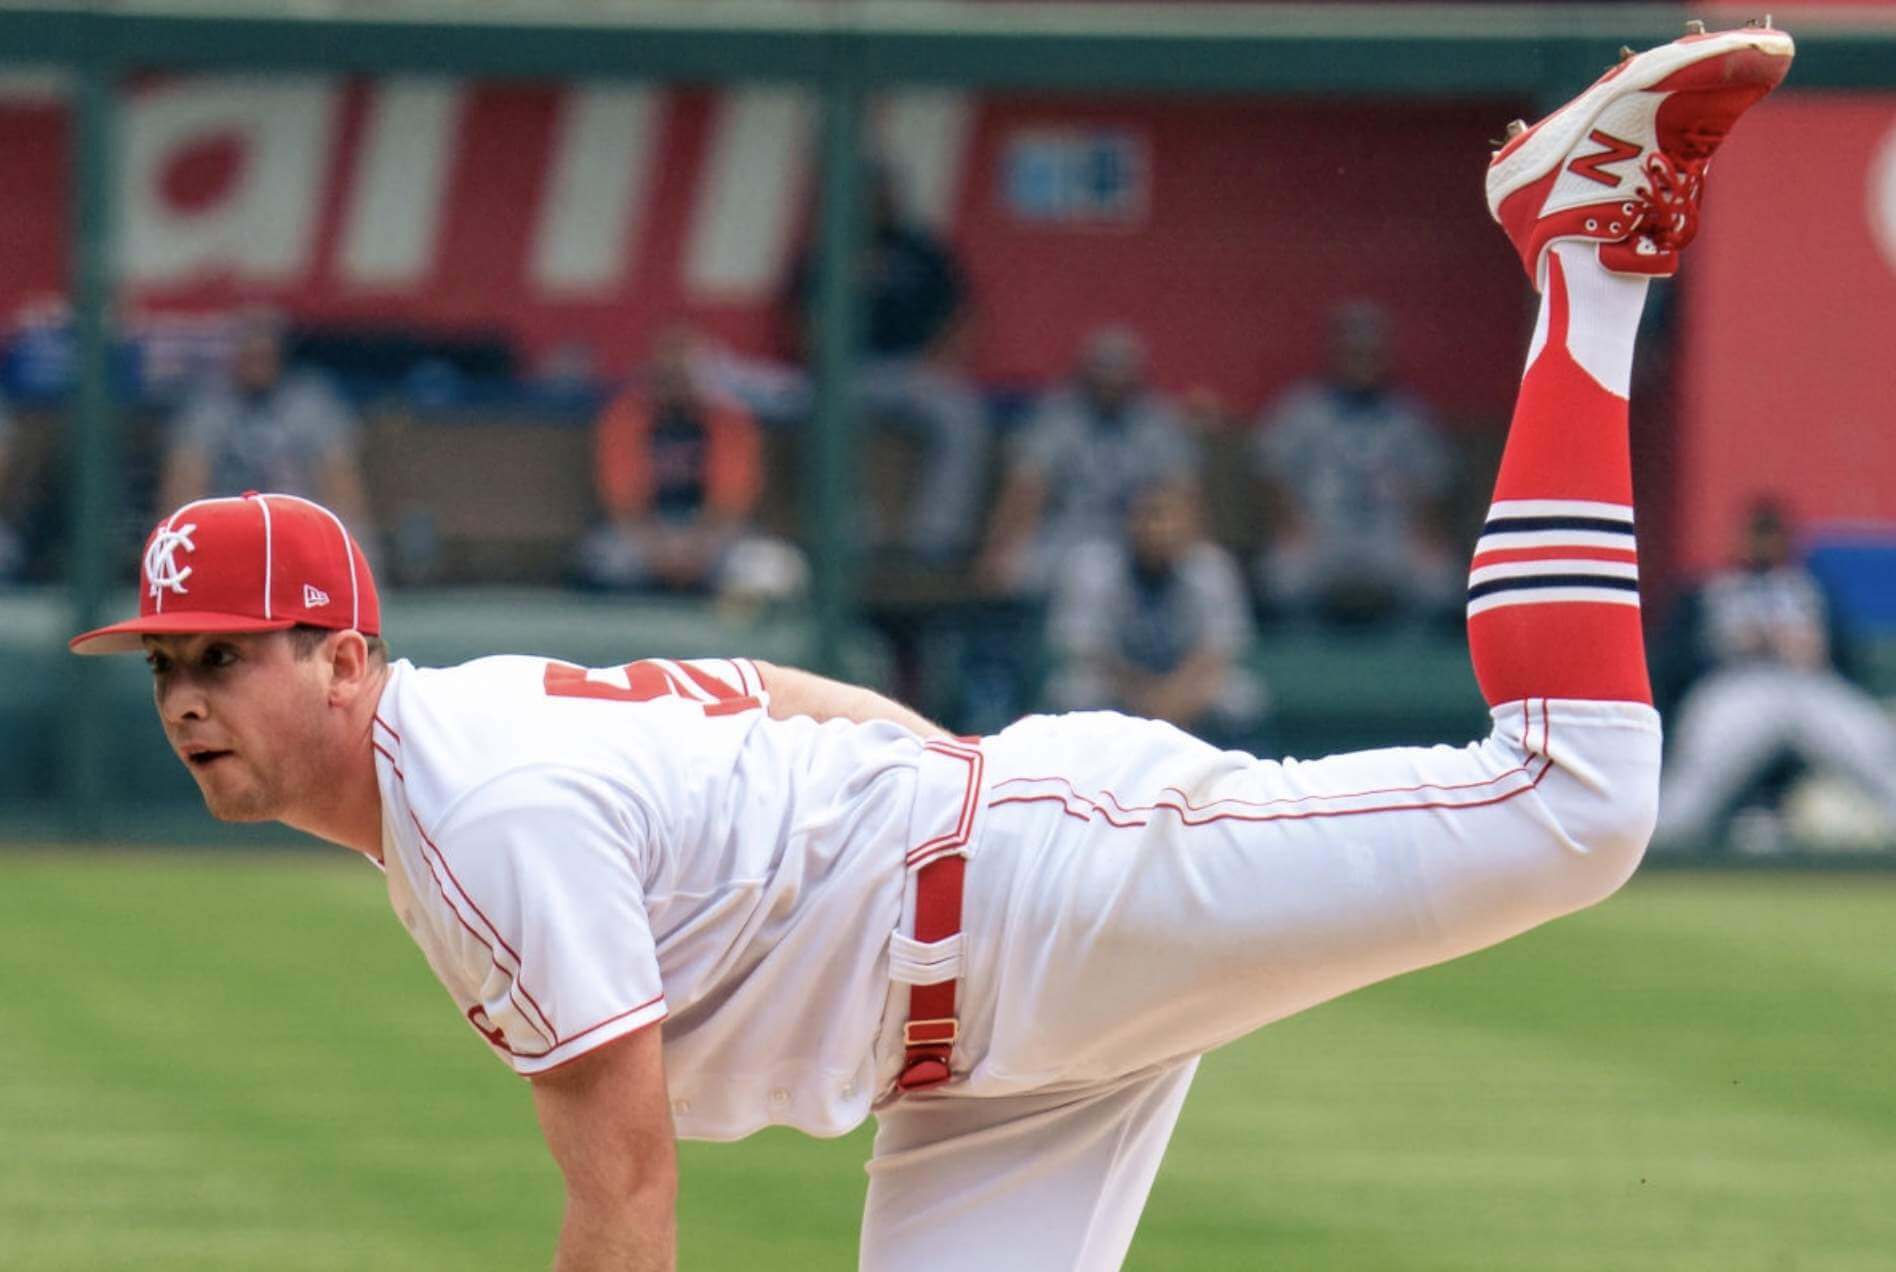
[1627, 151, 1705, 252]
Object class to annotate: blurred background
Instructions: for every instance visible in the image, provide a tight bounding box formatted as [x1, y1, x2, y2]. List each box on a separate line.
[1, 2, 1893, 1268]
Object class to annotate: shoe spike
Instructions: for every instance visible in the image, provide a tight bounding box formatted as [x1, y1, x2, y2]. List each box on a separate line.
[1744, 14, 1773, 28]
[1490, 118, 1528, 148]
[1684, 18, 1706, 34]
[1619, 45, 1635, 62]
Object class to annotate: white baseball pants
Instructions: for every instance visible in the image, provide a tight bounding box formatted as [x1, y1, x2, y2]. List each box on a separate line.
[862, 698, 1660, 1270]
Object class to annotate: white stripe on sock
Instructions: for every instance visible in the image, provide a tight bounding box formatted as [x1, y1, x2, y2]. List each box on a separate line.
[1487, 499, 1633, 523]
[1468, 558, 1639, 587]
[1467, 587, 1643, 617]
[1475, 529, 1637, 555]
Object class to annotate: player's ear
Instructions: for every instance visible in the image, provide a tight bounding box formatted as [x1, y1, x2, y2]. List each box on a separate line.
[325, 630, 373, 703]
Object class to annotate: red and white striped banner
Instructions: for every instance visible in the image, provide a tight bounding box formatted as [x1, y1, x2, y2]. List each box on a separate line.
[0, 74, 1527, 416]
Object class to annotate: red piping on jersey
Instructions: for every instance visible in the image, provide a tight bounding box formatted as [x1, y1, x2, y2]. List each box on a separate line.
[372, 713, 401, 742]
[372, 732, 561, 1047]
[403, 809, 560, 1049]
[477, 992, 668, 1066]
[907, 740, 983, 868]
[523, 1000, 670, 1077]
[370, 740, 404, 781]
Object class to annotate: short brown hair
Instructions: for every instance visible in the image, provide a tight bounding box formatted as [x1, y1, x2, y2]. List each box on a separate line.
[288, 624, 389, 665]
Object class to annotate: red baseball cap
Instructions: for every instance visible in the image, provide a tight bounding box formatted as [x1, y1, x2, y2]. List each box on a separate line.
[69, 491, 381, 655]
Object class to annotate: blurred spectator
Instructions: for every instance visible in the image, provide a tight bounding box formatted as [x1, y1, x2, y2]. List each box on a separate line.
[1250, 301, 1457, 623]
[0, 395, 23, 581]
[1656, 499, 1896, 846]
[979, 326, 1199, 596]
[159, 308, 375, 542]
[578, 327, 807, 604]
[1046, 478, 1264, 745]
[782, 161, 988, 560]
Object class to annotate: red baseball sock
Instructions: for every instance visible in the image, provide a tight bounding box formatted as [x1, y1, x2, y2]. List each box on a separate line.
[1467, 242, 1653, 707]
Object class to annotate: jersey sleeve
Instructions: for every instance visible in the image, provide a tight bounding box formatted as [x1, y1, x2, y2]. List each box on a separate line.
[430, 768, 668, 1076]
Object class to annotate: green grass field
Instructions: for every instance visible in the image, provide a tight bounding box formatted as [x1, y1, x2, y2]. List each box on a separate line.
[2, 852, 1891, 1270]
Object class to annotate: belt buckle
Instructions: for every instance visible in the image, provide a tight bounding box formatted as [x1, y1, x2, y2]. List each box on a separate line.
[902, 1017, 958, 1047]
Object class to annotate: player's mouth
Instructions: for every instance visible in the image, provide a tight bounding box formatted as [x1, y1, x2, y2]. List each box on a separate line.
[183, 747, 234, 769]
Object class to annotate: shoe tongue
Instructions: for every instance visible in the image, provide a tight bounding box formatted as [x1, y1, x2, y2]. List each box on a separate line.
[1655, 82, 1774, 166]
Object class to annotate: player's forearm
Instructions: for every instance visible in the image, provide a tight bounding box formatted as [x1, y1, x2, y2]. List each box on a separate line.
[753, 661, 951, 740]
[552, 1188, 677, 1272]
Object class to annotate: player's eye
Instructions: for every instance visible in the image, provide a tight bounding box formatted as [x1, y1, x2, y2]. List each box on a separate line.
[201, 644, 238, 669]
[145, 652, 171, 675]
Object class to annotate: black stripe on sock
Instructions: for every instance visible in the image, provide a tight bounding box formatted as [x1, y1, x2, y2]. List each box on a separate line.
[1467, 574, 1641, 602]
[1482, 515, 1636, 536]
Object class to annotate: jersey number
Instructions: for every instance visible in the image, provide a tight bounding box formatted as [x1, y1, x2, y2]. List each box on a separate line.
[542, 658, 763, 717]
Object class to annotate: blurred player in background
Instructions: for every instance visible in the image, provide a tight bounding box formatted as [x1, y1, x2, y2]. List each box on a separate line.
[978, 325, 1199, 596]
[1044, 476, 1264, 743]
[577, 325, 808, 605]
[1657, 498, 1896, 844]
[159, 307, 375, 550]
[69, 24, 1792, 1271]
[1251, 301, 1459, 623]
[784, 161, 989, 561]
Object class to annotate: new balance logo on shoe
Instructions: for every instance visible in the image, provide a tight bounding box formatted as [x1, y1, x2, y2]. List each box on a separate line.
[303, 583, 331, 609]
[1566, 130, 1642, 187]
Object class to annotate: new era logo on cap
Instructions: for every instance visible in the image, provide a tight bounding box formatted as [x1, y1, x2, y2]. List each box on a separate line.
[68, 491, 381, 655]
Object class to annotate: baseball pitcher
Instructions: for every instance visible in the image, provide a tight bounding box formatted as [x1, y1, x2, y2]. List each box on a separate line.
[71, 24, 1792, 1270]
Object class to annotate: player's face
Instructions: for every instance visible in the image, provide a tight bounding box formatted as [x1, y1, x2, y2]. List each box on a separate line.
[143, 631, 331, 823]
[1129, 484, 1194, 564]
[233, 329, 282, 394]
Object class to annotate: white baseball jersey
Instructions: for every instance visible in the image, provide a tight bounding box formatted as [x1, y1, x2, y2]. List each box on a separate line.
[366, 654, 1665, 1270]
[370, 654, 973, 1141]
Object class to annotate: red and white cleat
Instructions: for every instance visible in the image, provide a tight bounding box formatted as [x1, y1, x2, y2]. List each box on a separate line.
[1487, 19, 1794, 290]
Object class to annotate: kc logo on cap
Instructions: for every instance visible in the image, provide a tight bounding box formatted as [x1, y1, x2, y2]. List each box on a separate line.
[143, 523, 198, 599]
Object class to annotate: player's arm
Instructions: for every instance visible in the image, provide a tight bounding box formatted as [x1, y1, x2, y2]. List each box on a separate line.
[752, 661, 951, 740]
[531, 1024, 678, 1272]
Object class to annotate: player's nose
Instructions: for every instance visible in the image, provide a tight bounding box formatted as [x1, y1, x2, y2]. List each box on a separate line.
[154, 675, 209, 726]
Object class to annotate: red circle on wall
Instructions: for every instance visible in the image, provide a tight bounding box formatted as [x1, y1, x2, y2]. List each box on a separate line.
[159, 132, 247, 214]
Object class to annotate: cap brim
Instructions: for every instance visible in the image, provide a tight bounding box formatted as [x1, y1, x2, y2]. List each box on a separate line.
[68, 611, 298, 655]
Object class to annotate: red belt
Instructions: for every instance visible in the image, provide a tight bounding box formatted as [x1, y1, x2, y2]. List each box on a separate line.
[896, 851, 965, 1092]
[895, 737, 983, 1093]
